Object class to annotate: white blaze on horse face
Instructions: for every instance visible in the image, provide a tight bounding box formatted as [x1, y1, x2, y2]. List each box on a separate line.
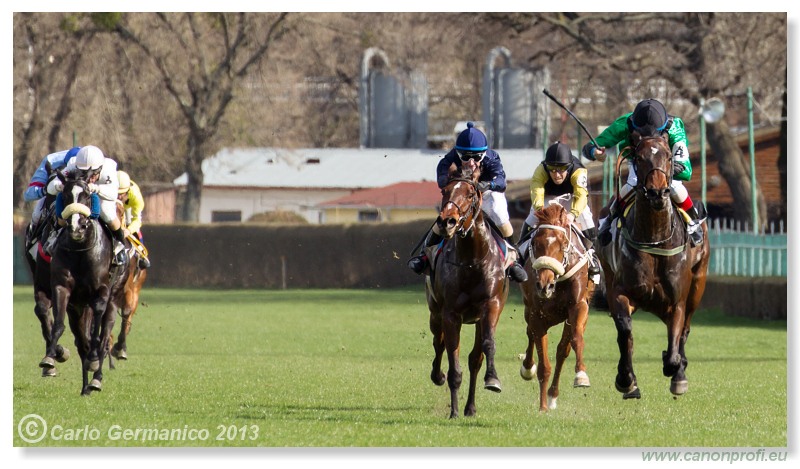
[453, 182, 464, 191]
[651, 146, 659, 155]
[68, 185, 86, 231]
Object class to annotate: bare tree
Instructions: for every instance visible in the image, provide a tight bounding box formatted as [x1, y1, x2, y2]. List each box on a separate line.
[109, 12, 290, 222]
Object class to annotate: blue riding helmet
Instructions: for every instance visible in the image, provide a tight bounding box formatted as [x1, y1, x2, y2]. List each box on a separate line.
[455, 122, 488, 162]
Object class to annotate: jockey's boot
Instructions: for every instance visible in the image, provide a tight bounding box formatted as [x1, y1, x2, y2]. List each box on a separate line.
[25, 222, 37, 250]
[138, 255, 151, 270]
[505, 236, 528, 283]
[582, 228, 602, 278]
[407, 231, 443, 275]
[597, 199, 620, 247]
[517, 221, 534, 245]
[686, 205, 705, 245]
[111, 228, 130, 266]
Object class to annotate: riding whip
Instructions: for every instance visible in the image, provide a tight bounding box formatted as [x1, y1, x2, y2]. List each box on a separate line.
[542, 89, 599, 149]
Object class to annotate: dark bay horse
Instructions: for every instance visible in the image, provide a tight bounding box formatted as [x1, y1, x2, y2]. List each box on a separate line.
[519, 204, 591, 412]
[597, 134, 710, 399]
[25, 193, 71, 377]
[110, 200, 148, 364]
[425, 166, 509, 418]
[48, 171, 128, 395]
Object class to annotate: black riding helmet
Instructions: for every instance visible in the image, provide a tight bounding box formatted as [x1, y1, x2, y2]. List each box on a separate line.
[543, 142, 574, 172]
[627, 98, 672, 136]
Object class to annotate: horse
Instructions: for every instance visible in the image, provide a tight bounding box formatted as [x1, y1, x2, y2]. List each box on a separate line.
[24, 192, 71, 377]
[109, 200, 148, 364]
[597, 134, 710, 399]
[425, 166, 509, 418]
[47, 170, 129, 395]
[518, 203, 592, 412]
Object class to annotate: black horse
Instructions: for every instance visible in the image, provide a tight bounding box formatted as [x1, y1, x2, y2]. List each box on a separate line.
[25, 192, 71, 377]
[597, 134, 710, 399]
[47, 170, 128, 395]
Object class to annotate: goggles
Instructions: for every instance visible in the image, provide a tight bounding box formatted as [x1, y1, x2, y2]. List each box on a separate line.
[456, 149, 486, 163]
[545, 164, 570, 174]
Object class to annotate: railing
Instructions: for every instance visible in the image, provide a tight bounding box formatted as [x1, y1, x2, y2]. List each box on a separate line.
[707, 218, 787, 277]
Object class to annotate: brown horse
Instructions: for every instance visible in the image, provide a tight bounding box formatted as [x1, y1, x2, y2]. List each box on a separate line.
[109, 200, 148, 364]
[425, 166, 509, 418]
[597, 134, 710, 399]
[519, 204, 591, 412]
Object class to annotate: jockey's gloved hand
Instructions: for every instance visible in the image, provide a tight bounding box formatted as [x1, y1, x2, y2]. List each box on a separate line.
[47, 179, 64, 195]
[87, 183, 99, 193]
[673, 162, 686, 176]
[477, 181, 494, 192]
[581, 143, 596, 161]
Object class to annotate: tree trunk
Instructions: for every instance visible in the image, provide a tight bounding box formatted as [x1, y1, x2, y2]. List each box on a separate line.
[179, 132, 206, 222]
[706, 119, 768, 229]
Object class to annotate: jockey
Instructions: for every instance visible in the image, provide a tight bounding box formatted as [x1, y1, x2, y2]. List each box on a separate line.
[407, 122, 528, 283]
[582, 98, 705, 245]
[45, 145, 129, 266]
[23, 146, 81, 247]
[519, 141, 601, 282]
[117, 170, 151, 269]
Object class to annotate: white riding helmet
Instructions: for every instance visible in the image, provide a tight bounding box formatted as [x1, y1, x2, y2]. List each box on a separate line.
[75, 145, 105, 171]
[117, 170, 131, 194]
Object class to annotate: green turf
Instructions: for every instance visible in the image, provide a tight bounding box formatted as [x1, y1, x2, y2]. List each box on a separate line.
[12, 286, 787, 447]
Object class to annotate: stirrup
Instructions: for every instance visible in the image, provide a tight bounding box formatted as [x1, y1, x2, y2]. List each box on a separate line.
[688, 223, 704, 245]
[138, 256, 151, 269]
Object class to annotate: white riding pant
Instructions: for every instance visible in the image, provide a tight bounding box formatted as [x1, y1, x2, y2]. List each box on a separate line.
[98, 197, 118, 224]
[31, 198, 46, 225]
[482, 190, 513, 237]
[622, 160, 689, 203]
[525, 193, 595, 231]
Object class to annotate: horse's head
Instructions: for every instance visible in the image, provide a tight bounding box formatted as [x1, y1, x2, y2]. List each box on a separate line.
[437, 165, 482, 239]
[57, 169, 95, 243]
[632, 134, 673, 210]
[529, 204, 571, 299]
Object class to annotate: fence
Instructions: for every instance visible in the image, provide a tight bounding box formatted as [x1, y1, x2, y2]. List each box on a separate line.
[707, 218, 787, 277]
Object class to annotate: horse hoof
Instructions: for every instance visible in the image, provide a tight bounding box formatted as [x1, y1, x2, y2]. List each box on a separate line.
[39, 356, 55, 369]
[85, 360, 100, 373]
[670, 380, 688, 396]
[520, 363, 537, 381]
[41, 367, 57, 377]
[548, 396, 558, 410]
[622, 387, 641, 400]
[111, 348, 127, 360]
[484, 378, 502, 393]
[573, 370, 591, 388]
[88, 379, 103, 392]
[431, 371, 445, 386]
[56, 346, 70, 363]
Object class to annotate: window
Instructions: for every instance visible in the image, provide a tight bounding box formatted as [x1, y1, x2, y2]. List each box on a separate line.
[211, 211, 242, 222]
[358, 210, 380, 222]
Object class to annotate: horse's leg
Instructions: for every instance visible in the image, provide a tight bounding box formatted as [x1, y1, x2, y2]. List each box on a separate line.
[89, 304, 117, 393]
[112, 279, 138, 360]
[443, 313, 463, 419]
[571, 300, 591, 388]
[664, 305, 688, 395]
[480, 300, 503, 393]
[44, 285, 70, 370]
[548, 322, 573, 410]
[520, 309, 537, 381]
[87, 288, 111, 372]
[464, 323, 484, 417]
[611, 293, 640, 399]
[34, 288, 56, 376]
[429, 311, 446, 386]
[66, 306, 92, 395]
[534, 329, 551, 412]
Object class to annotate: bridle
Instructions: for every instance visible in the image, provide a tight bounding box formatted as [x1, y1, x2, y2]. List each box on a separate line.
[632, 136, 674, 197]
[441, 178, 481, 238]
[529, 223, 588, 282]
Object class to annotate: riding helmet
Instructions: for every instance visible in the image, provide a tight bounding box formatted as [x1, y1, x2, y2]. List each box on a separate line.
[75, 145, 105, 171]
[629, 98, 670, 136]
[455, 122, 489, 153]
[544, 141, 574, 167]
[117, 170, 131, 194]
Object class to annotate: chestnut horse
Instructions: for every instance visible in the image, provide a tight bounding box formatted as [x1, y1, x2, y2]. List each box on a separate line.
[519, 204, 591, 412]
[109, 200, 148, 364]
[425, 166, 509, 418]
[597, 134, 710, 399]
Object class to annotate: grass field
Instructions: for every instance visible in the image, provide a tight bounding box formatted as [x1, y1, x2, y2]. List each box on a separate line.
[12, 285, 787, 448]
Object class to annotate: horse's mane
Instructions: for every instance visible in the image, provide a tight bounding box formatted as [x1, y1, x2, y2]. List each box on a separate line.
[535, 203, 568, 227]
